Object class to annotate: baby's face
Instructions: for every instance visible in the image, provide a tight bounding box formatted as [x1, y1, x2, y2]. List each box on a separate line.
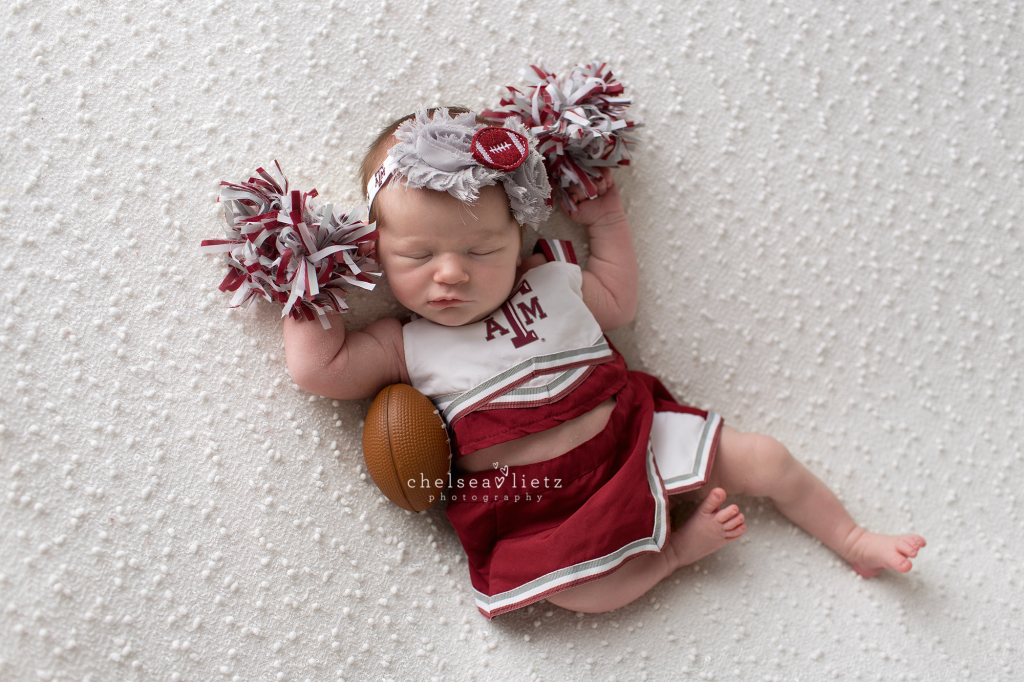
[376, 184, 522, 327]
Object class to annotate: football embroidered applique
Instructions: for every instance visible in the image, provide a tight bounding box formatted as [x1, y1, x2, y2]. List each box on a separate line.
[471, 127, 529, 171]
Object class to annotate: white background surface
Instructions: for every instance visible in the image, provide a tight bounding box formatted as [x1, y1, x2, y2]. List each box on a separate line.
[2, 0, 1022, 680]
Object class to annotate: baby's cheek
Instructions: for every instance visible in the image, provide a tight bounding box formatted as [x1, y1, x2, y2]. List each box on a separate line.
[380, 259, 414, 283]
[391, 274, 419, 296]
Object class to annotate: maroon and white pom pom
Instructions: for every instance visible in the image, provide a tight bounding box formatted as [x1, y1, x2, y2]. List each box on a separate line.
[200, 161, 379, 329]
[483, 61, 642, 210]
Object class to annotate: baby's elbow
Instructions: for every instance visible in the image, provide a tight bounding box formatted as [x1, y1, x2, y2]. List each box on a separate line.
[619, 298, 638, 327]
[285, 356, 320, 395]
[287, 348, 368, 400]
[285, 348, 339, 396]
[599, 308, 635, 332]
[601, 297, 638, 331]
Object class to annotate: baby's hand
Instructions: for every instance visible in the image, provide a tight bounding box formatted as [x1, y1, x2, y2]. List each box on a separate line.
[561, 167, 628, 229]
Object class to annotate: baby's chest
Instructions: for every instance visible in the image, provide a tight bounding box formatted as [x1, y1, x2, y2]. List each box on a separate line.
[404, 262, 611, 423]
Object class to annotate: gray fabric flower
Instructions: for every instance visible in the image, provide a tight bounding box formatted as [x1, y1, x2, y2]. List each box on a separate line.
[390, 108, 500, 204]
[499, 118, 552, 227]
[385, 108, 552, 229]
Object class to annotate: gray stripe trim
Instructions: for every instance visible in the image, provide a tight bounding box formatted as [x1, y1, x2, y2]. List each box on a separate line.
[489, 365, 588, 401]
[435, 364, 592, 412]
[441, 339, 611, 421]
[432, 390, 462, 404]
[661, 412, 720, 488]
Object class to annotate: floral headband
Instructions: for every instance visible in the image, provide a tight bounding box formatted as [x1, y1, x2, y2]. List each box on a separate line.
[366, 108, 552, 229]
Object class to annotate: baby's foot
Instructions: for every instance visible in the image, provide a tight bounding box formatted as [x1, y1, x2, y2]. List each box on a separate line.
[663, 488, 745, 570]
[845, 530, 927, 578]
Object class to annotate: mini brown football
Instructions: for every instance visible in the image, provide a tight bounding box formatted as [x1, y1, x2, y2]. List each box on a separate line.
[362, 383, 451, 513]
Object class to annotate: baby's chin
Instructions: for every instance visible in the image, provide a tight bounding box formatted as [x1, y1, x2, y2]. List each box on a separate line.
[415, 305, 500, 327]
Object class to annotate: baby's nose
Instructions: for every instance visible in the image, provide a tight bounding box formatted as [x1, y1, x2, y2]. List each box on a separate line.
[433, 254, 470, 284]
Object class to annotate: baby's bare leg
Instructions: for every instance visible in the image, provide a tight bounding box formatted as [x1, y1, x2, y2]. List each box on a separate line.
[689, 426, 926, 576]
[547, 488, 744, 613]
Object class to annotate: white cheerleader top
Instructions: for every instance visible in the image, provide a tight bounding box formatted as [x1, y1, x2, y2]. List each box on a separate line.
[403, 242, 614, 429]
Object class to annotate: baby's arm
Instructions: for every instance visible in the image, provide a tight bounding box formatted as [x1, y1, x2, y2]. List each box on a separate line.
[562, 167, 639, 330]
[282, 314, 409, 400]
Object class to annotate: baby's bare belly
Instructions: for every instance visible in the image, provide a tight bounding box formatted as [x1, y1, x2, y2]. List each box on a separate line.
[457, 398, 616, 473]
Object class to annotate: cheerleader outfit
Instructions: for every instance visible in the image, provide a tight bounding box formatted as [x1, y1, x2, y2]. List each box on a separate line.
[403, 240, 723, 619]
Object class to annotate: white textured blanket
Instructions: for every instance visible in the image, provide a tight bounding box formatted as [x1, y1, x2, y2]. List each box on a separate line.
[1, 1, 1020, 680]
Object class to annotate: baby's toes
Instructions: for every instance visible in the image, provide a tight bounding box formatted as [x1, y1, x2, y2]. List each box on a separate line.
[714, 504, 740, 523]
[698, 488, 727, 516]
[897, 535, 925, 558]
[724, 523, 746, 539]
[888, 550, 913, 573]
[721, 513, 745, 532]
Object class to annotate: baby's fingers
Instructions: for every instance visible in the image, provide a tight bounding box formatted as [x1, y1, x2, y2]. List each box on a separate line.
[567, 168, 614, 203]
[585, 167, 614, 198]
[559, 194, 581, 218]
[567, 182, 594, 205]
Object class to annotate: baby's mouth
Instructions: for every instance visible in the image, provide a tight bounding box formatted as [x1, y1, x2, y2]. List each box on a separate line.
[428, 298, 467, 308]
